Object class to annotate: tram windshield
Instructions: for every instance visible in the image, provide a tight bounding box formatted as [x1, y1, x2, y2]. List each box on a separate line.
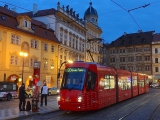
[61, 68, 86, 90]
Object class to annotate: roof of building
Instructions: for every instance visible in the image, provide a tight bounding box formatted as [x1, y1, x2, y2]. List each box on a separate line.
[153, 33, 160, 42]
[84, 2, 98, 18]
[20, 8, 57, 18]
[107, 31, 155, 48]
[0, 6, 59, 43]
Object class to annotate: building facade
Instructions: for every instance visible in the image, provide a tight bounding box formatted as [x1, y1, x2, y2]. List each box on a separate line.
[106, 31, 155, 81]
[0, 5, 59, 88]
[21, 2, 103, 87]
[152, 33, 160, 83]
[84, 2, 103, 63]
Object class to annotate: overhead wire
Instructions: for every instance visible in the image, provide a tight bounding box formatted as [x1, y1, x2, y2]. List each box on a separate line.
[0, 0, 159, 23]
[110, 0, 145, 30]
[0, 0, 160, 35]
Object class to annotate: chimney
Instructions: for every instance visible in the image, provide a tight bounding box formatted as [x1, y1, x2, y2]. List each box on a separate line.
[152, 31, 155, 35]
[33, 3, 38, 14]
[123, 32, 127, 36]
[47, 24, 50, 29]
[4, 4, 8, 9]
[138, 30, 142, 33]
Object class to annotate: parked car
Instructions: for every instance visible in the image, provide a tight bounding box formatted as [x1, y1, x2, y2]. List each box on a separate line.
[48, 87, 59, 95]
[150, 83, 159, 88]
[0, 82, 17, 101]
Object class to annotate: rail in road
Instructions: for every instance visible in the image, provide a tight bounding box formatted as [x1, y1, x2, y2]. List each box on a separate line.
[19, 88, 160, 120]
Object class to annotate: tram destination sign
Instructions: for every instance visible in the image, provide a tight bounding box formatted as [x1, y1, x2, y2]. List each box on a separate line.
[66, 68, 85, 72]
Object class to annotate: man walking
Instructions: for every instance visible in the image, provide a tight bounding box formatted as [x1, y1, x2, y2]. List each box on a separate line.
[19, 83, 26, 111]
[41, 83, 48, 106]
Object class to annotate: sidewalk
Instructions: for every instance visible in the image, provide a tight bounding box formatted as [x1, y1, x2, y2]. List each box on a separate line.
[0, 99, 59, 120]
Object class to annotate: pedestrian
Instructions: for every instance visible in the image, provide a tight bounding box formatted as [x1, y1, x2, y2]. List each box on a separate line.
[19, 83, 27, 111]
[41, 83, 48, 106]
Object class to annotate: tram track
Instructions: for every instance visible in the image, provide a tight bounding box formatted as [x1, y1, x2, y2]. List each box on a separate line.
[44, 111, 92, 120]
[43, 90, 160, 120]
[148, 100, 160, 120]
[118, 91, 160, 120]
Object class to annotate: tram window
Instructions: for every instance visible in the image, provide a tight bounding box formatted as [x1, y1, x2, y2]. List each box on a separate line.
[61, 68, 86, 90]
[104, 75, 109, 89]
[132, 79, 137, 86]
[145, 79, 149, 84]
[132, 77, 137, 86]
[86, 70, 97, 90]
[119, 79, 131, 90]
[126, 81, 131, 89]
[139, 80, 144, 87]
[104, 75, 115, 89]
[110, 76, 115, 89]
[67, 79, 70, 84]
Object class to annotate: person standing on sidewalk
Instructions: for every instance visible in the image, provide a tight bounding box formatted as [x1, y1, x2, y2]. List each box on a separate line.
[41, 83, 48, 106]
[19, 83, 26, 111]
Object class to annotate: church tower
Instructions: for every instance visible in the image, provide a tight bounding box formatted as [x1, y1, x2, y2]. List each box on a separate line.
[84, 2, 98, 26]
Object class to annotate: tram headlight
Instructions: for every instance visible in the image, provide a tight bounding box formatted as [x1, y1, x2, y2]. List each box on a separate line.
[78, 96, 82, 102]
[57, 89, 59, 93]
[57, 96, 60, 101]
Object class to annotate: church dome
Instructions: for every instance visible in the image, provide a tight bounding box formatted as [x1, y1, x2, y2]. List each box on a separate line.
[84, 2, 98, 18]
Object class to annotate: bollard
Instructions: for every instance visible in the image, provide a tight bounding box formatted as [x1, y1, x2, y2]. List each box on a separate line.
[32, 96, 38, 112]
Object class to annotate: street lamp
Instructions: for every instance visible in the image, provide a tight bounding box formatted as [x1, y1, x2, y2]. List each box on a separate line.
[19, 52, 28, 83]
[57, 60, 73, 88]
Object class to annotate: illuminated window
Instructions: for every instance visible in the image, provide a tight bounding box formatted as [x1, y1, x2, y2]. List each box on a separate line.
[118, 78, 131, 90]
[30, 58, 37, 67]
[139, 80, 144, 87]
[44, 61, 48, 69]
[104, 75, 115, 89]
[132, 76, 137, 86]
[51, 62, 54, 69]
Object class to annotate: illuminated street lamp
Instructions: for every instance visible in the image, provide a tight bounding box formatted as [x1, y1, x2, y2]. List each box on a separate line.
[57, 60, 73, 88]
[19, 52, 28, 83]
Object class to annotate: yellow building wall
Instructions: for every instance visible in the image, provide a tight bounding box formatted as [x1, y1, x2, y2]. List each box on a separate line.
[0, 26, 59, 89]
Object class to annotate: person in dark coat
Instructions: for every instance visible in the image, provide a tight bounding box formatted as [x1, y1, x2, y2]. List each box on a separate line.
[19, 83, 27, 111]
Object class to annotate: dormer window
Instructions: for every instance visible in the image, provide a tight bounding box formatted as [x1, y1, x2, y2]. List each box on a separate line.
[1, 16, 6, 20]
[16, 15, 34, 33]
[24, 20, 27, 27]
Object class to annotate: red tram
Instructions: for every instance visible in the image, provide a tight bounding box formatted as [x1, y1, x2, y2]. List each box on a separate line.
[58, 61, 149, 111]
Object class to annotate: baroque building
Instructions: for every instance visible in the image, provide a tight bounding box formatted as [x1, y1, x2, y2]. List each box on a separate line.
[21, 2, 103, 87]
[0, 5, 59, 88]
[106, 31, 155, 82]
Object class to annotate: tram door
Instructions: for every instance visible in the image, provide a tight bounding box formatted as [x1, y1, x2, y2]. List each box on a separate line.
[85, 70, 98, 110]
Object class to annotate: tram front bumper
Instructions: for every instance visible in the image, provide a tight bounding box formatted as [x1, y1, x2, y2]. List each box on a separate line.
[58, 102, 84, 111]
